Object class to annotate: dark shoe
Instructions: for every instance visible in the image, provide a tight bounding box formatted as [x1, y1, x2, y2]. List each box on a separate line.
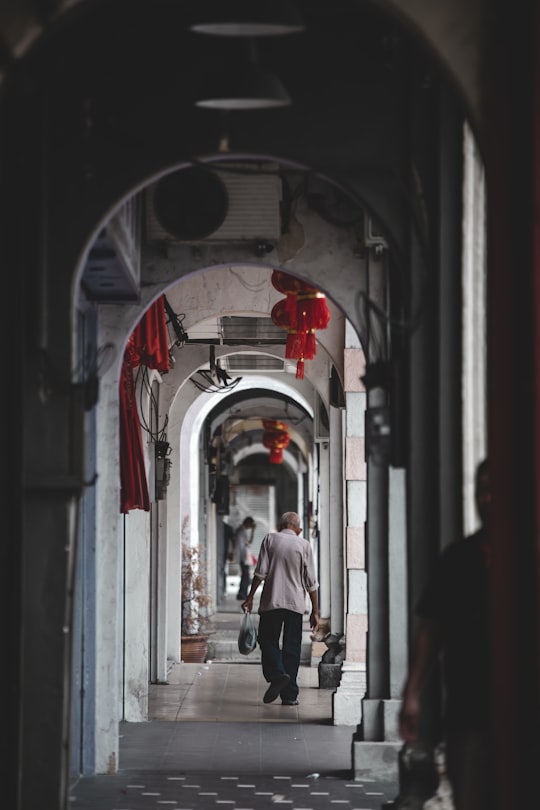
[281, 699, 299, 706]
[263, 674, 290, 704]
[236, 594, 245, 600]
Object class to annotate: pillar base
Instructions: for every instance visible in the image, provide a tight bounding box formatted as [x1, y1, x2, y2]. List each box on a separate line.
[351, 740, 401, 781]
[361, 697, 402, 741]
[332, 661, 366, 725]
[318, 661, 342, 689]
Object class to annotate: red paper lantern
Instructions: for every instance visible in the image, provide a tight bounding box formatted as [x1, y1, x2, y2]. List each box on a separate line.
[271, 299, 305, 359]
[272, 270, 305, 325]
[296, 291, 331, 332]
[271, 269, 314, 296]
[262, 419, 290, 464]
[271, 274, 330, 380]
[270, 298, 290, 329]
[271, 270, 331, 331]
[271, 298, 316, 379]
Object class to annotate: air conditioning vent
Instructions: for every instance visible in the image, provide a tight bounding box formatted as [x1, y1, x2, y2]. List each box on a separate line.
[185, 316, 287, 345]
[145, 162, 282, 244]
[221, 316, 286, 344]
[222, 354, 286, 372]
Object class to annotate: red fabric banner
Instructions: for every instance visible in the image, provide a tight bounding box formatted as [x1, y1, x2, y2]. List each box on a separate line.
[119, 296, 170, 513]
[130, 296, 171, 372]
[119, 342, 151, 513]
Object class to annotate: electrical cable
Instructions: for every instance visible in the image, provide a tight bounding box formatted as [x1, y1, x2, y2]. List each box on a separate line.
[136, 365, 168, 442]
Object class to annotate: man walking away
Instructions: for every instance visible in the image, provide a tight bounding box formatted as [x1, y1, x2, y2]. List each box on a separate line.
[242, 511, 319, 706]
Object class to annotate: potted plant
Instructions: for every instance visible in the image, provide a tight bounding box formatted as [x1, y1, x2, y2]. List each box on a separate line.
[181, 518, 213, 663]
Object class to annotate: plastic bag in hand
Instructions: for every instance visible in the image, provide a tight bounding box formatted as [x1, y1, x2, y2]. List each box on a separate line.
[238, 610, 257, 655]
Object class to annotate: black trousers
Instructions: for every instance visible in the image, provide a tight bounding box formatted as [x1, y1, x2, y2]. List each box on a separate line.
[237, 563, 251, 599]
[257, 609, 302, 702]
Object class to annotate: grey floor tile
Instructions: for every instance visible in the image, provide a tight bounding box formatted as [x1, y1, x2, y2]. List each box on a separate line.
[70, 610, 399, 809]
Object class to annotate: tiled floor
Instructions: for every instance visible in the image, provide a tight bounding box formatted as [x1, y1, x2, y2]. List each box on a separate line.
[148, 660, 331, 725]
[69, 602, 399, 809]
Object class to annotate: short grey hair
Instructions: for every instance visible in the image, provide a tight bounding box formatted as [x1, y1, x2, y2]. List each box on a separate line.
[278, 512, 300, 531]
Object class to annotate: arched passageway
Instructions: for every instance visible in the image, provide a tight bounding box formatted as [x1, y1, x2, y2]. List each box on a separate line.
[2, 3, 538, 810]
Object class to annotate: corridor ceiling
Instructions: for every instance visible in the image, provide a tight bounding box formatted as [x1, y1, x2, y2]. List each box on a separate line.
[16, 0, 478, 265]
[1, 0, 479, 468]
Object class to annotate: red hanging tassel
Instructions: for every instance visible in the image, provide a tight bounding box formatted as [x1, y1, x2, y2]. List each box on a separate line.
[296, 292, 330, 331]
[296, 358, 305, 379]
[286, 330, 306, 359]
[304, 330, 317, 359]
[269, 447, 283, 463]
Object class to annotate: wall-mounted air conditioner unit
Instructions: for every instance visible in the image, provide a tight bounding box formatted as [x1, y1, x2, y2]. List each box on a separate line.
[82, 197, 141, 301]
[145, 162, 282, 244]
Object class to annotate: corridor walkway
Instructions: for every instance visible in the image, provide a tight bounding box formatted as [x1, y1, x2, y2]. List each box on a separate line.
[69, 600, 399, 809]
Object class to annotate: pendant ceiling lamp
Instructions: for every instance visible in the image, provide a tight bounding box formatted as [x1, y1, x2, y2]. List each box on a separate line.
[195, 64, 291, 110]
[193, 18, 294, 111]
[190, 1, 305, 37]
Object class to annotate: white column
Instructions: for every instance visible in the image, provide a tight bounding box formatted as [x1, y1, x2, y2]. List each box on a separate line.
[329, 405, 345, 636]
[317, 441, 331, 622]
[333, 336, 367, 726]
[123, 509, 150, 720]
[94, 351, 123, 772]
[462, 122, 487, 534]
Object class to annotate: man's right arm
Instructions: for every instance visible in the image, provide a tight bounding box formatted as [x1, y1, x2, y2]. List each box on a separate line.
[241, 575, 262, 613]
[398, 618, 441, 743]
[308, 588, 319, 633]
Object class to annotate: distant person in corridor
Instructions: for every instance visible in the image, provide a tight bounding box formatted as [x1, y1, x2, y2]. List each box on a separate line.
[399, 459, 493, 810]
[234, 516, 256, 601]
[242, 512, 319, 706]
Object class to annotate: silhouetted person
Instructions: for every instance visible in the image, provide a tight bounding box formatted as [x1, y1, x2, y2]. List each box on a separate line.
[222, 520, 234, 598]
[234, 516, 256, 600]
[399, 459, 493, 810]
[242, 511, 319, 706]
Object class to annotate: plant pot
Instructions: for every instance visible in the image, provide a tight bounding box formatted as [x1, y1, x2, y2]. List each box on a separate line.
[181, 634, 209, 663]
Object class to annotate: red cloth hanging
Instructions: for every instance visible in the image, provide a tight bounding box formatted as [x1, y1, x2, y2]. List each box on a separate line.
[119, 341, 150, 513]
[130, 296, 171, 372]
[119, 295, 170, 513]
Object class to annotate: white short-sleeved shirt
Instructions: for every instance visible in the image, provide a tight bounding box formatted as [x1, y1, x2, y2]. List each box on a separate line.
[254, 528, 318, 614]
[234, 525, 252, 565]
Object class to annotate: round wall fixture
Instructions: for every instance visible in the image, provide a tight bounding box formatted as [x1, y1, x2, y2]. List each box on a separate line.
[154, 166, 229, 240]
